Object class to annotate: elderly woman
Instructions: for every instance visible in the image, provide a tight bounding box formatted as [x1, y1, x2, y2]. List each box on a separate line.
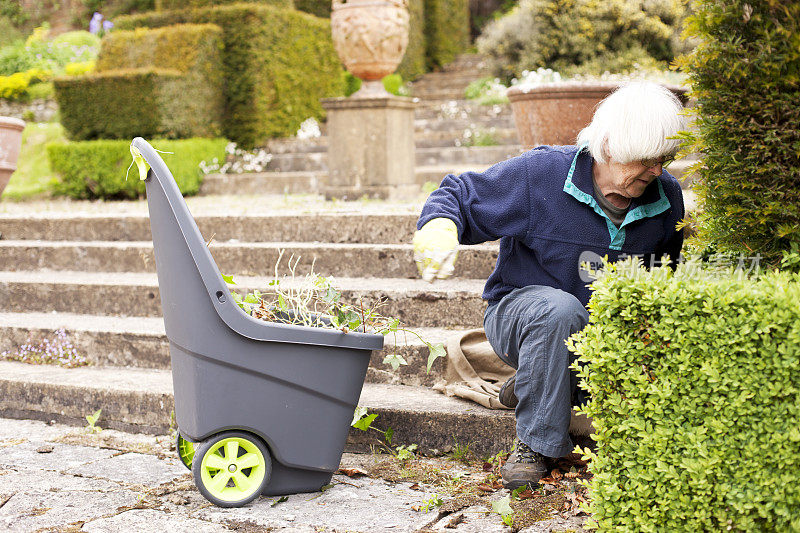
[413, 82, 685, 489]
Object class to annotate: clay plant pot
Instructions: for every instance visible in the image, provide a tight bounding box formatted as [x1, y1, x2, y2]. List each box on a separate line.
[0, 117, 25, 197]
[330, 0, 409, 97]
[507, 82, 688, 149]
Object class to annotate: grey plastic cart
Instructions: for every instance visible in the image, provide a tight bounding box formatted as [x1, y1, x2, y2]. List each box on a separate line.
[132, 137, 384, 507]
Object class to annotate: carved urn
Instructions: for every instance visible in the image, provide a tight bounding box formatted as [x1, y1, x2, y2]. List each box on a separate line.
[330, 0, 409, 97]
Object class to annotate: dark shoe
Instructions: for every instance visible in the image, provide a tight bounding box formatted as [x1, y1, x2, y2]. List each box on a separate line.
[498, 374, 518, 408]
[501, 438, 549, 490]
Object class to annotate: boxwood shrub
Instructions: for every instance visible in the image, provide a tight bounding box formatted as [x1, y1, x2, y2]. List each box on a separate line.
[154, 0, 291, 11]
[424, 0, 470, 69]
[678, 1, 800, 268]
[48, 137, 227, 199]
[569, 259, 800, 531]
[54, 23, 224, 141]
[115, 4, 345, 148]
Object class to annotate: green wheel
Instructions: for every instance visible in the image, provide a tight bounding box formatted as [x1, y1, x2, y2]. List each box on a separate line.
[176, 433, 195, 470]
[191, 431, 271, 507]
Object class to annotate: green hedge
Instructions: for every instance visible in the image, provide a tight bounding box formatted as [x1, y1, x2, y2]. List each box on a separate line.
[116, 4, 345, 148]
[48, 137, 227, 199]
[569, 260, 800, 531]
[679, 1, 800, 268]
[396, 0, 426, 81]
[293, 0, 329, 18]
[155, 0, 291, 11]
[424, 0, 470, 69]
[55, 24, 225, 141]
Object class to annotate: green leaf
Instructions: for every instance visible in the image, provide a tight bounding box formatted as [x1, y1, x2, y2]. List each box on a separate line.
[244, 293, 260, 304]
[383, 352, 407, 370]
[270, 496, 288, 507]
[278, 294, 287, 311]
[352, 413, 378, 431]
[384, 427, 394, 445]
[492, 495, 514, 518]
[351, 406, 368, 425]
[426, 343, 446, 373]
[221, 274, 235, 285]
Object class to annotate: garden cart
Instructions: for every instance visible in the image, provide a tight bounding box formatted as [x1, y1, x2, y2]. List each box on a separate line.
[132, 137, 384, 507]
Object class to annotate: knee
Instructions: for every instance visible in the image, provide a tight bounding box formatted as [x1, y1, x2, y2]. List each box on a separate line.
[540, 288, 589, 331]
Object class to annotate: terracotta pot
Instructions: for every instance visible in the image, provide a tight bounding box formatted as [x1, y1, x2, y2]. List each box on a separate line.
[507, 82, 688, 149]
[331, 0, 409, 96]
[0, 117, 25, 198]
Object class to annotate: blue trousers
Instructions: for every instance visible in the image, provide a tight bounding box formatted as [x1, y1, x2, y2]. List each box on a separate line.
[483, 285, 590, 458]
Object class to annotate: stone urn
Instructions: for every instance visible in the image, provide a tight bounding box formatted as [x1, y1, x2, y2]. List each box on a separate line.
[330, 0, 409, 97]
[507, 82, 688, 149]
[0, 117, 25, 198]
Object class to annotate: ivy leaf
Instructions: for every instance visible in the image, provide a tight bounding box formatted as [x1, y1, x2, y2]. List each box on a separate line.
[244, 293, 260, 304]
[383, 352, 407, 370]
[221, 274, 235, 285]
[351, 406, 368, 425]
[384, 427, 394, 445]
[278, 294, 287, 311]
[491, 495, 514, 518]
[426, 343, 446, 373]
[352, 413, 378, 431]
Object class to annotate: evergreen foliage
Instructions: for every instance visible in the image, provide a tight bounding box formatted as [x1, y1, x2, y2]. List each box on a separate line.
[477, 0, 690, 80]
[570, 259, 800, 531]
[48, 137, 226, 199]
[678, 1, 800, 268]
[115, 4, 345, 148]
[54, 24, 224, 140]
[424, 0, 471, 69]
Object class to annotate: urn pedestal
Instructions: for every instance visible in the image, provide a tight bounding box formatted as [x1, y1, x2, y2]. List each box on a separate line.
[324, 0, 415, 199]
[321, 96, 416, 200]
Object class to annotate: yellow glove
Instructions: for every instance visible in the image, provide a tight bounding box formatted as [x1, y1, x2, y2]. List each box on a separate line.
[413, 218, 459, 282]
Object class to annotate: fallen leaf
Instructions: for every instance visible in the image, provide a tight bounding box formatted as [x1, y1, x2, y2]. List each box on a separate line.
[564, 472, 579, 479]
[338, 467, 368, 478]
[491, 480, 503, 490]
[444, 513, 465, 528]
[476, 484, 495, 493]
[550, 469, 563, 480]
[409, 483, 421, 490]
[36, 445, 54, 454]
[515, 489, 534, 500]
[482, 462, 494, 472]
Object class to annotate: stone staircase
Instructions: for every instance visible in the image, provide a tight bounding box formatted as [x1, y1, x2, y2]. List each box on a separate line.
[0, 198, 514, 457]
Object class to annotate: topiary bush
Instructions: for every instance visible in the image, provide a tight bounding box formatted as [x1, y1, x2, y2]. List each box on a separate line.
[424, 0, 470, 69]
[116, 4, 345, 148]
[678, 1, 800, 269]
[569, 259, 800, 531]
[54, 23, 225, 140]
[477, 0, 691, 80]
[48, 137, 226, 199]
[293, 0, 330, 18]
[155, 0, 291, 10]
[396, 0, 426, 81]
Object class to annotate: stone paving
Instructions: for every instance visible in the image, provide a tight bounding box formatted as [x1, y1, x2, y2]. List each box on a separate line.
[0, 418, 587, 532]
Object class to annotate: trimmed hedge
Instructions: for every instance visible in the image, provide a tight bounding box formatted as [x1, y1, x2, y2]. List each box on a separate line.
[54, 24, 225, 141]
[397, 0, 426, 81]
[569, 260, 800, 531]
[155, 0, 291, 11]
[293, 0, 330, 18]
[424, 0, 470, 69]
[48, 137, 227, 199]
[678, 1, 800, 268]
[116, 4, 345, 148]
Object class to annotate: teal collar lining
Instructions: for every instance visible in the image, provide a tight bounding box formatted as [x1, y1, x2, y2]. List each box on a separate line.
[563, 145, 671, 251]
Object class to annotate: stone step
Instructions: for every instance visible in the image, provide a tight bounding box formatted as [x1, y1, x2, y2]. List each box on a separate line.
[0, 271, 488, 328]
[412, 88, 472, 100]
[0, 212, 422, 243]
[262, 145, 523, 172]
[0, 361, 514, 457]
[199, 164, 488, 195]
[0, 312, 462, 386]
[0, 240, 498, 279]
[414, 101, 513, 121]
[414, 116, 516, 132]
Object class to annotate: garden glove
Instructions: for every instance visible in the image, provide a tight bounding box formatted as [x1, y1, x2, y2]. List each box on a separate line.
[413, 217, 459, 282]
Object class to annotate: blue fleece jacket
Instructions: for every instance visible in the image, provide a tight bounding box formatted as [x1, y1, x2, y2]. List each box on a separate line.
[417, 145, 685, 306]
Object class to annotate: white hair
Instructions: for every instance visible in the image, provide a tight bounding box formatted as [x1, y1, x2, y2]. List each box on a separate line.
[577, 82, 685, 164]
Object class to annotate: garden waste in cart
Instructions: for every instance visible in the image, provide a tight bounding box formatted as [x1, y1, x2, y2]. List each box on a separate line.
[131, 137, 384, 507]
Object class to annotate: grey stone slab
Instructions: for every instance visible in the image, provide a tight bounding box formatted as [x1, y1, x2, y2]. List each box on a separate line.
[67, 452, 188, 487]
[0, 466, 121, 493]
[82, 509, 231, 533]
[0, 488, 139, 533]
[196, 477, 435, 533]
[0, 439, 117, 472]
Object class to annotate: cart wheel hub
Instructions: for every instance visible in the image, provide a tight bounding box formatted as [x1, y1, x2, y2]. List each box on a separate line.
[228, 464, 237, 473]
